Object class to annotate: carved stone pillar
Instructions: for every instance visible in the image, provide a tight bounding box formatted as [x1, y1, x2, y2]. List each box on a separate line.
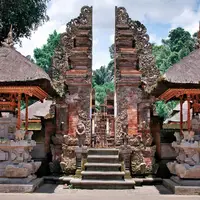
[75, 146, 88, 177]
[119, 145, 132, 179]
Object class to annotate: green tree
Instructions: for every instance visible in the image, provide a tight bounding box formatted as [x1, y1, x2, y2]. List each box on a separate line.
[0, 0, 49, 43]
[93, 65, 113, 85]
[93, 44, 115, 109]
[34, 30, 60, 73]
[162, 27, 195, 53]
[94, 82, 114, 109]
[109, 44, 114, 59]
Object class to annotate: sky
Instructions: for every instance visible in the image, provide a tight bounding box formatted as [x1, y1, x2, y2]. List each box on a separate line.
[16, 0, 200, 70]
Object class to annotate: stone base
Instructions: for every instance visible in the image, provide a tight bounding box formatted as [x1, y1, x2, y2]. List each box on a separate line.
[163, 178, 200, 195]
[167, 162, 200, 179]
[0, 178, 43, 193]
[0, 175, 36, 184]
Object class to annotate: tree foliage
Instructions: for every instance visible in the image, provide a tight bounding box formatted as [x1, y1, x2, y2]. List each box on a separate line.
[0, 0, 49, 43]
[93, 44, 114, 109]
[34, 30, 60, 73]
[153, 27, 195, 75]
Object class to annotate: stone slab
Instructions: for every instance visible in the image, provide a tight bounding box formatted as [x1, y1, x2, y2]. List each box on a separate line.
[70, 178, 135, 189]
[0, 175, 36, 184]
[163, 179, 200, 195]
[171, 176, 200, 186]
[0, 178, 43, 193]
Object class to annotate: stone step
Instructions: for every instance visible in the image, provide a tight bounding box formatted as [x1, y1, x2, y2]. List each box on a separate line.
[84, 162, 121, 171]
[87, 155, 119, 163]
[81, 171, 125, 180]
[88, 148, 119, 156]
[70, 178, 135, 189]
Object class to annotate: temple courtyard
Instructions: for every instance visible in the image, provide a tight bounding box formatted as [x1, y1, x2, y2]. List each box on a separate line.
[0, 185, 200, 200]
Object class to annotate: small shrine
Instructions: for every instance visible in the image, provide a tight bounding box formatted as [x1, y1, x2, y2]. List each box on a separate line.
[152, 46, 200, 194]
[0, 28, 54, 192]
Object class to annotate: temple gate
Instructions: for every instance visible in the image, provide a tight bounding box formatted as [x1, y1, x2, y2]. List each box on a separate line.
[49, 5, 161, 179]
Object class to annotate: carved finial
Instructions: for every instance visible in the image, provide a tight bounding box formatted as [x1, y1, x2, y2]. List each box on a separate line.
[1, 25, 14, 48]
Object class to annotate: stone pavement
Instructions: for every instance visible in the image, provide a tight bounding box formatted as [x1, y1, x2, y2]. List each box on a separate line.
[0, 184, 200, 200]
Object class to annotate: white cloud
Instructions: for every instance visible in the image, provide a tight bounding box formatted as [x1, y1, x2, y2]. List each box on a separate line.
[15, 20, 60, 56]
[170, 8, 200, 34]
[109, 34, 114, 44]
[149, 33, 162, 45]
[93, 38, 99, 46]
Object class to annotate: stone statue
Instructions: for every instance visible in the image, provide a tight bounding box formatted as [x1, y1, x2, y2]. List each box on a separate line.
[14, 130, 25, 141]
[174, 132, 181, 144]
[76, 122, 86, 147]
[120, 124, 128, 146]
[26, 131, 33, 141]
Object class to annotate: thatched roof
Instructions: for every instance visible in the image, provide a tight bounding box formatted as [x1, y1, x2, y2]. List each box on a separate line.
[0, 47, 56, 95]
[164, 49, 200, 84]
[0, 47, 50, 82]
[21, 100, 52, 120]
[151, 49, 200, 97]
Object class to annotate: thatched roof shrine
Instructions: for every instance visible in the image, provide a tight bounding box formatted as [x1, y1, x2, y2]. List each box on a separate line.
[151, 48, 200, 98]
[0, 46, 54, 96]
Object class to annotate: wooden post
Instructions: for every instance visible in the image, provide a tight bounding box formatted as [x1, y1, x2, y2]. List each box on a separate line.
[180, 96, 183, 135]
[25, 95, 29, 134]
[17, 94, 21, 130]
[187, 95, 191, 132]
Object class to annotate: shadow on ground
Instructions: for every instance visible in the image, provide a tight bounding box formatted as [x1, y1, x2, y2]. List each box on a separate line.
[155, 185, 172, 195]
[35, 184, 59, 193]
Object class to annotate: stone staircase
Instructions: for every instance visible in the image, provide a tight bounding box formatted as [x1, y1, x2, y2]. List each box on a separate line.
[71, 148, 135, 189]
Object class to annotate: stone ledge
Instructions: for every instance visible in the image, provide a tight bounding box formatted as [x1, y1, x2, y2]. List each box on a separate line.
[163, 179, 200, 195]
[0, 178, 43, 193]
[0, 175, 36, 184]
[70, 178, 135, 189]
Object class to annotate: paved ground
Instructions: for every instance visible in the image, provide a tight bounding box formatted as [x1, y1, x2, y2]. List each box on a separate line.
[0, 184, 199, 200]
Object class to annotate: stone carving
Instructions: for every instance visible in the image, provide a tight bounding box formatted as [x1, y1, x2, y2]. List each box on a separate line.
[0, 150, 8, 161]
[14, 130, 25, 141]
[120, 124, 128, 146]
[60, 145, 76, 174]
[25, 131, 33, 141]
[0, 115, 41, 179]
[167, 138, 200, 178]
[76, 122, 86, 147]
[77, 109, 91, 146]
[116, 110, 128, 145]
[5, 162, 41, 178]
[174, 132, 182, 144]
[129, 131, 158, 175]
